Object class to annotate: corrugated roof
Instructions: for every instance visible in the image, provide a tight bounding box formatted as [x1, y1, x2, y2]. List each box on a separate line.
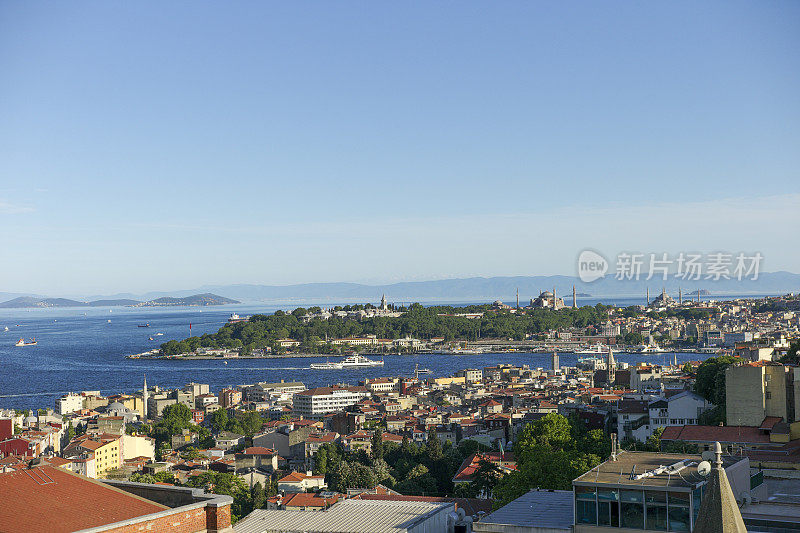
[476, 489, 573, 530]
[234, 499, 453, 533]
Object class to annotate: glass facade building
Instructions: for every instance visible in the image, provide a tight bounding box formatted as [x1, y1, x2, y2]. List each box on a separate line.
[575, 485, 701, 532]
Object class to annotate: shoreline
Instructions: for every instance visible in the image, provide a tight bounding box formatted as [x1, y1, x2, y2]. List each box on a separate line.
[126, 347, 718, 360]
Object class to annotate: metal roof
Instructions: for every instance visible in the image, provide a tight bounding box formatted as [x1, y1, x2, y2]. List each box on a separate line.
[473, 489, 573, 531]
[234, 499, 453, 533]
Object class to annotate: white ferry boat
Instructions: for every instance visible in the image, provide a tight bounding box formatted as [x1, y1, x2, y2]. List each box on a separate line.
[310, 355, 384, 370]
[576, 344, 613, 355]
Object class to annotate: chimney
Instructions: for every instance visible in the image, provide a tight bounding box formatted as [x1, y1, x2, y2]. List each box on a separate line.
[611, 433, 618, 461]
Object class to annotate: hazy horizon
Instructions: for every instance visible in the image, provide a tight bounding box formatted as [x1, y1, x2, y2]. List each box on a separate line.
[2, 2, 798, 294]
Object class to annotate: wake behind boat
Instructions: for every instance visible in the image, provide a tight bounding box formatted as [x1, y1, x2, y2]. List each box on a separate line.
[310, 354, 384, 370]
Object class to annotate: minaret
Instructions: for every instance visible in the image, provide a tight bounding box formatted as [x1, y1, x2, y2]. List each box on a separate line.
[572, 285, 577, 309]
[143, 374, 148, 420]
[553, 286, 557, 309]
[607, 348, 616, 385]
[552, 350, 560, 373]
[380, 294, 388, 311]
[697, 289, 701, 303]
[646, 287, 650, 306]
[516, 288, 519, 310]
[679, 287, 682, 305]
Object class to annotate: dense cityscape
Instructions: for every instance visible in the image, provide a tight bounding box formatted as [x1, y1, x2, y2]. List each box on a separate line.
[2, 293, 799, 531]
[3, 1, 798, 531]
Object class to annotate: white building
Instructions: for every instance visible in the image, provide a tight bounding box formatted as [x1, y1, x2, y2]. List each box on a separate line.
[293, 386, 370, 419]
[241, 381, 306, 402]
[56, 393, 84, 415]
[648, 390, 711, 429]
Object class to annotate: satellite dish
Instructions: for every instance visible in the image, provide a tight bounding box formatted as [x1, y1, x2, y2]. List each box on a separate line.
[697, 461, 711, 477]
[701, 450, 715, 461]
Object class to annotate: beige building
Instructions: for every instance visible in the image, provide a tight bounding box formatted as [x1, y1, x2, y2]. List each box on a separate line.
[725, 362, 800, 426]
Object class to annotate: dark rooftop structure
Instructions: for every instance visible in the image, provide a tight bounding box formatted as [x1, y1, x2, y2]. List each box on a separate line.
[472, 489, 573, 532]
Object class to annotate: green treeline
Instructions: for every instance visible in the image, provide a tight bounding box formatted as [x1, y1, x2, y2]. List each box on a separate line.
[160, 303, 610, 355]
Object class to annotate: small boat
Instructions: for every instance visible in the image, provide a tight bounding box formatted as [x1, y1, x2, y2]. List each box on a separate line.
[3, 326, 8, 332]
[15, 338, 37, 346]
[107, 319, 112, 323]
[223, 361, 228, 365]
[155, 332, 164, 336]
[148, 337, 154, 341]
[138, 323, 150, 328]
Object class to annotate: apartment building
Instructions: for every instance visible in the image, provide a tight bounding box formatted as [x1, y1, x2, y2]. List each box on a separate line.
[293, 386, 370, 419]
[56, 393, 84, 415]
[726, 362, 800, 426]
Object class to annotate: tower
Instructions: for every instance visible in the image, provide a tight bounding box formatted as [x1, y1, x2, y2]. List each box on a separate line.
[380, 294, 388, 311]
[552, 286, 557, 309]
[679, 287, 682, 305]
[516, 288, 519, 309]
[606, 348, 616, 386]
[572, 285, 577, 309]
[646, 287, 650, 306]
[552, 350, 560, 373]
[143, 374, 148, 420]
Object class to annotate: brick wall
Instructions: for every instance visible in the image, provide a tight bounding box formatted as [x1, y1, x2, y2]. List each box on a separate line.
[91, 503, 231, 533]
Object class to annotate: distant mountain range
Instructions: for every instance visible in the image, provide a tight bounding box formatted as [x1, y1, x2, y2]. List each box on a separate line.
[2, 272, 798, 307]
[0, 293, 239, 309]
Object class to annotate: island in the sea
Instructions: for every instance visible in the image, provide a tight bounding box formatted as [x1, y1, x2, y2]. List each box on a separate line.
[0, 292, 239, 308]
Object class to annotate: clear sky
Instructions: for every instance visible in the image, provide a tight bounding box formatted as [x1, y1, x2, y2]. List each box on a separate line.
[1, 2, 799, 296]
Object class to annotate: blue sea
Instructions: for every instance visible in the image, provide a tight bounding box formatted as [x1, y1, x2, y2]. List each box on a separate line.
[0, 302, 711, 411]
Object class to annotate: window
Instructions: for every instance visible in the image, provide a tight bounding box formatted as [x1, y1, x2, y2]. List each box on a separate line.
[643, 490, 668, 530]
[668, 491, 691, 531]
[692, 486, 704, 527]
[766, 392, 772, 399]
[621, 490, 644, 529]
[575, 486, 597, 524]
[598, 489, 619, 527]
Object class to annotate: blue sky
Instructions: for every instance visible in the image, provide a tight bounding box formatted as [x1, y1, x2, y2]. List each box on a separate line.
[1, 2, 799, 295]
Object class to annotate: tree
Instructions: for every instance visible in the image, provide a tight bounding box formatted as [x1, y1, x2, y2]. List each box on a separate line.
[681, 362, 693, 374]
[694, 355, 738, 407]
[472, 459, 502, 498]
[162, 403, 191, 424]
[208, 409, 228, 433]
[371, 429, 384, 460]
[251, 482, 266, 510]
[425, 428, 442, 460]
[514, 413, 571, 451]
[780, 341, 800, 365]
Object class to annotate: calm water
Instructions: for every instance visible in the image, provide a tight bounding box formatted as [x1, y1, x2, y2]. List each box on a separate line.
[0, 303, 709, 411]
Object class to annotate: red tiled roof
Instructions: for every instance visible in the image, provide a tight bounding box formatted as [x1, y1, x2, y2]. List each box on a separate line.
[242, 446, 275, 456]
[282, 492, 339, 508]
[0, 466, 167, 532]
[759, 416, 783, 431]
